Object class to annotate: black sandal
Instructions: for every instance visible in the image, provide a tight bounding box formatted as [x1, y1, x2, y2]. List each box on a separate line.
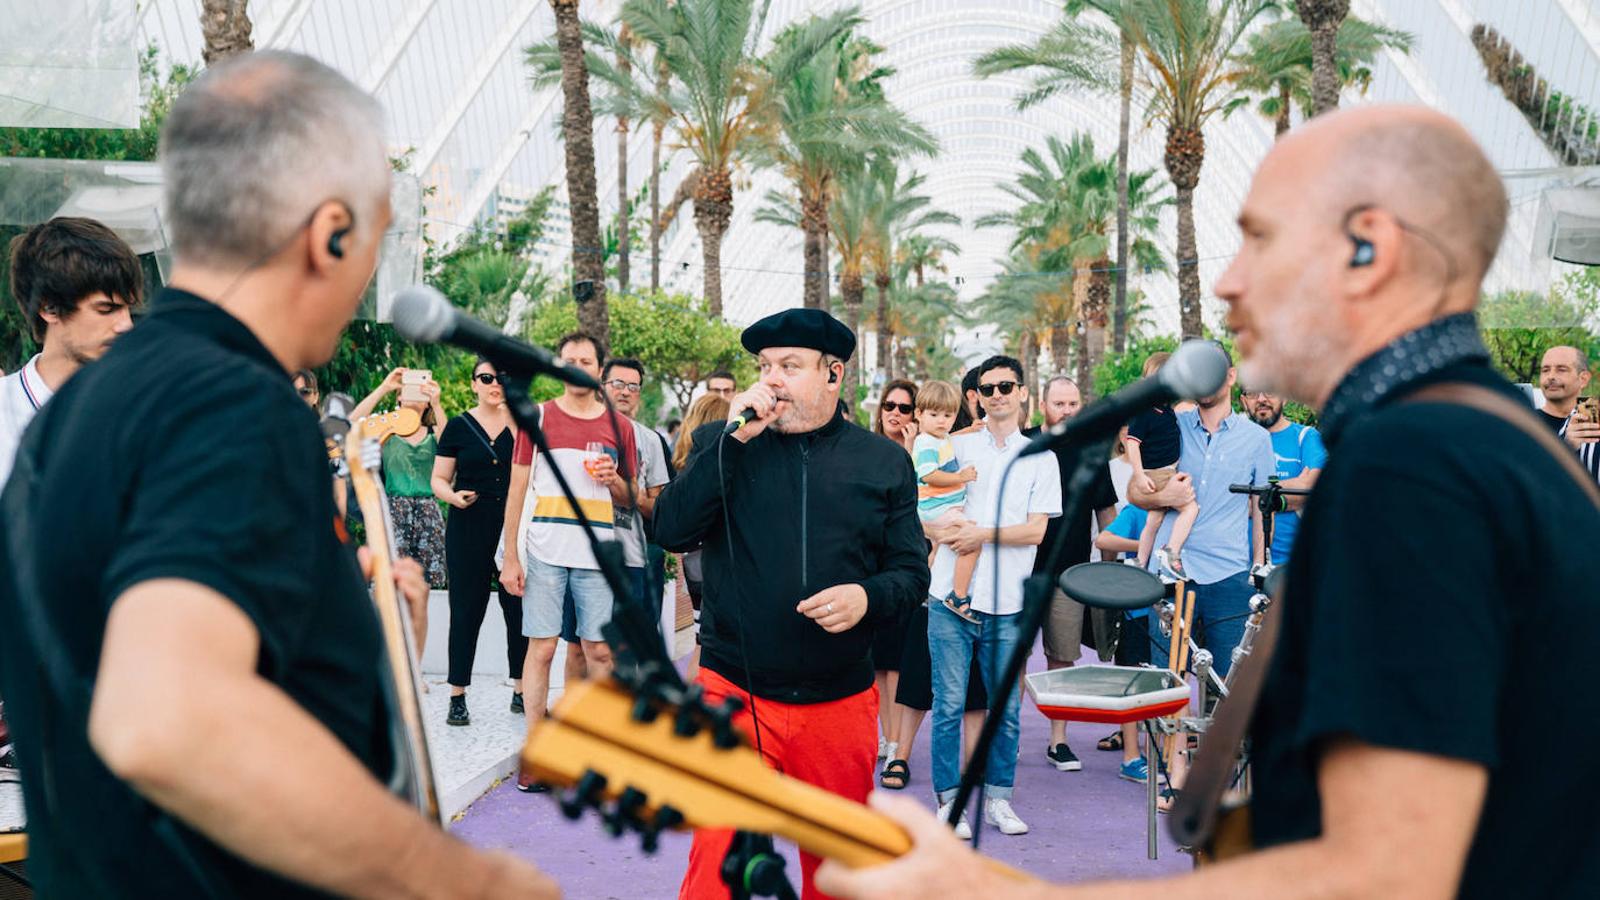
[1096, 730, 1123, 752]
[941, 592, 981, 625]
[879, 759, 910, 790]
[1157, 786, 1181, 815]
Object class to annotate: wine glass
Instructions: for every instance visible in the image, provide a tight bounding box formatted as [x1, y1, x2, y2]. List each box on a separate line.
[583, 441, 606, 480]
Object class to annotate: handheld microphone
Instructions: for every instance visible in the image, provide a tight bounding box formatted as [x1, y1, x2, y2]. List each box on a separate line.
[391, 284, 601, 390]
[724, 406, 760, 435]
[1017, 339, 1230, 457]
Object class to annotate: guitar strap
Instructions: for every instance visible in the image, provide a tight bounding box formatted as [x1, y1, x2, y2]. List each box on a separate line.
[1172, 381, 1600, 848]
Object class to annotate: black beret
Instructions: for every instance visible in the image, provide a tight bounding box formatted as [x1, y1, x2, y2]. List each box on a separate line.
[740, 308, 856, 360]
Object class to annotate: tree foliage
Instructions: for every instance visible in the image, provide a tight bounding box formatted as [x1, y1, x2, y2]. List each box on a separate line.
[524, 289, 755, 418]
[1479, 268, 1600, 385]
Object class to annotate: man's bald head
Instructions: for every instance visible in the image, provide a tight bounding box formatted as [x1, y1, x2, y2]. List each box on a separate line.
[1216, 105, 1509, 409]
[1281, 106, 1508, 282]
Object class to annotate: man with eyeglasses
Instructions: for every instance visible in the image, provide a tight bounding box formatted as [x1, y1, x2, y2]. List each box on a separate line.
[601, 357, 673, 624]
[704, 369, 737, 402]
[1242, 388, 1326, 565]
[924, 355, 1061, 838]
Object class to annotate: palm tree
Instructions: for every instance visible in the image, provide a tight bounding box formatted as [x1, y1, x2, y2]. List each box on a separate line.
[1228, 11, 1414, 137]
[859, 163, 960, 383]
[200, 0, 253, 65]
[978, 133, 1168, 395]
[623, 0, 856, 317]
[756, 22, 937, 309]
[529, 20, 674, 297]
[547, 0, 608, 343]
[973, 254, 1052, 394]
[1298, 0, 1349, 115]
[1472, 23, 1600, 167]
[827, 164, 879, 404]
[1091, 0, 1277, 338]
[897, 232, 960, 289]
[890, 274, 963, 380]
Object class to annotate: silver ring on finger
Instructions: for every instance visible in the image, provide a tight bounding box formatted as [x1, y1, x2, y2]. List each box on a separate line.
[826, 602, 834, 614]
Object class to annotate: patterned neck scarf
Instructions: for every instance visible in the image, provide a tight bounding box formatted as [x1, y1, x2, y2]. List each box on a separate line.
[1318, 312, 1490, 448]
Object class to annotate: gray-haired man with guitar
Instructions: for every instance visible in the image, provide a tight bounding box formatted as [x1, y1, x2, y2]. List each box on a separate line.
[820, 106, 1600, 899]
[0, 52, 555, 898]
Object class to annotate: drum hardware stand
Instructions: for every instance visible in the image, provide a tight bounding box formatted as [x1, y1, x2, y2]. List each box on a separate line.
[721, 831, 799, 900]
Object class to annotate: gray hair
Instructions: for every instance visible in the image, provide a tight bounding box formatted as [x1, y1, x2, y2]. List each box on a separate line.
[159, 51, 389, 269]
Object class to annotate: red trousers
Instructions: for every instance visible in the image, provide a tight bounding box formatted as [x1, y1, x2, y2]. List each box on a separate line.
[679, 668, 879, 900]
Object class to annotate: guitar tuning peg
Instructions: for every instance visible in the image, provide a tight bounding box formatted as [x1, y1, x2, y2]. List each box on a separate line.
[631, 693, 661, 724]
[562, 769, 609, 820]
[709, 707, 742, 750]
[639, 804, 684, 853]
[604, 787, 648, 838]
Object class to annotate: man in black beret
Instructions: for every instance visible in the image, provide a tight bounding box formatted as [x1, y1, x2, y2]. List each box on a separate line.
[654, 307, 930, 898]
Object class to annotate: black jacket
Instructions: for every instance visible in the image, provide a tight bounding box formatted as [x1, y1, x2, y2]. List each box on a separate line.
[653, 409, 928, 703]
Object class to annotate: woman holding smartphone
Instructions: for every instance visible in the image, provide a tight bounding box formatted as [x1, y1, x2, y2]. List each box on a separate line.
[431, 359, 523, 727]
[350, 366, 449, 588]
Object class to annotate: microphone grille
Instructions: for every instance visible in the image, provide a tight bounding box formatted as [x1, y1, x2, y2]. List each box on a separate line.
[391, 285, 454, 342]
[1162, 339, 1231, 399]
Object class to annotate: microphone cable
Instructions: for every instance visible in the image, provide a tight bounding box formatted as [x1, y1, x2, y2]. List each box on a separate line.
[716, 429, 767, 761]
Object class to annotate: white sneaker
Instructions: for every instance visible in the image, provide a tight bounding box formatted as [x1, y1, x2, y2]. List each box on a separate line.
[984, 798, 1029, 835]
[936, 801, 973, 839]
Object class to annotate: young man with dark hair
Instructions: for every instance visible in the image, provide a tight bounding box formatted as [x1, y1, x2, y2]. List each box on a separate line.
[1, 216, 143, 485]
[704, 369, 736, 401]
[925, 354, 1061, 837]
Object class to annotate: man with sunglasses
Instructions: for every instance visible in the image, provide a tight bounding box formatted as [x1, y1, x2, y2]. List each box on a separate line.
[925, 355, 1061, 838]
[1242, 388, 1326, 565]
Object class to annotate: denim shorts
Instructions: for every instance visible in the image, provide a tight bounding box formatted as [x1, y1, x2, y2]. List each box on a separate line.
[523, 556, 613, 642]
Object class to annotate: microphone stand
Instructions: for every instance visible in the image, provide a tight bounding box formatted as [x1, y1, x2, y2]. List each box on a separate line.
[945, 437, 1115, 840]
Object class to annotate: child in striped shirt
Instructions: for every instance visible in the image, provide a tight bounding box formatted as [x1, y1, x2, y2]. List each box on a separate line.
[912, 381, 981, 624]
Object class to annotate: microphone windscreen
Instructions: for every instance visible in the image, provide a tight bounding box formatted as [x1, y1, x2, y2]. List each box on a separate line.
[391, 285, 454, 343]
[1161, 340, 1231, 400]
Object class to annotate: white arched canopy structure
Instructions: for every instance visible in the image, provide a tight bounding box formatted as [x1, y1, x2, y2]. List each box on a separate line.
[134, 0, 1600, 335]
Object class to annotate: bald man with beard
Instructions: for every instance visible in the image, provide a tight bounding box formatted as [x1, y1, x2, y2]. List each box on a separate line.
[817, 106, 1600, 899]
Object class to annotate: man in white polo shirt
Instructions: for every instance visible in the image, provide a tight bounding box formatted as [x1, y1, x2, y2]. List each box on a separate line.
[1, 217, 142, 486]
[926, 354, 1061, 838]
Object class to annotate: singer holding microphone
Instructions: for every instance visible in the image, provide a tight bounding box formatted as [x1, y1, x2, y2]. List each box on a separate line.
[653, 308, 929, 899]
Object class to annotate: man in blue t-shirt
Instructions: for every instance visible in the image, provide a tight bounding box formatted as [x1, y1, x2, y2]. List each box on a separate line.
[1244, 389, 1327, 564]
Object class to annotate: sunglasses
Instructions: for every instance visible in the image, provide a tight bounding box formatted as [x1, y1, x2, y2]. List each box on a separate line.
[474, 373, 504, 385]
[977, 381, 1019, 397]
[605, 379, 642, 394]
[881, 401, 914, 415]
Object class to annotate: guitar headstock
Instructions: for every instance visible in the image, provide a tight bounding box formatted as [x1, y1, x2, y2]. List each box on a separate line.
[522, 679, 914, 866]
[342, 408, 423, 476]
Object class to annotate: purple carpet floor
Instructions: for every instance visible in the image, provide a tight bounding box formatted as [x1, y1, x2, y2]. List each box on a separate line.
[454, 642, 1192, 897]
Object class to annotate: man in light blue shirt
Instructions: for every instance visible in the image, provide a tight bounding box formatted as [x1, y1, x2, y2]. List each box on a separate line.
[1243, 388, 1327, 564]
[1130, 347, 1276, 678]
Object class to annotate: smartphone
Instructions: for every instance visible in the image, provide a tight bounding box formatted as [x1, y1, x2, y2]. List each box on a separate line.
[1578, 396, 1599, 424]
[399, 369, 431, 403]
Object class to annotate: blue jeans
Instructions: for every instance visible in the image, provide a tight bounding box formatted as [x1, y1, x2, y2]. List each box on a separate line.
[929, 601, 1022, 802]
[1148, 570, 1254, 676]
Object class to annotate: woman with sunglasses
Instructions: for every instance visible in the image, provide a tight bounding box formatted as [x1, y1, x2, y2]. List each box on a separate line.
[431, 359, 525, 726]
[868, 379, 920, 763]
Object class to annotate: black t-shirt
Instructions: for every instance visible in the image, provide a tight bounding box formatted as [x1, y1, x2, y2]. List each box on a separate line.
[1023, 429, 1118, 577]
[1127, 405, 1181, 469]
[0, 289, 393, 898]
[1250, 362, 1600, 896]
[437, 412, 514, 501]
[1536, 407, 1568, 435]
